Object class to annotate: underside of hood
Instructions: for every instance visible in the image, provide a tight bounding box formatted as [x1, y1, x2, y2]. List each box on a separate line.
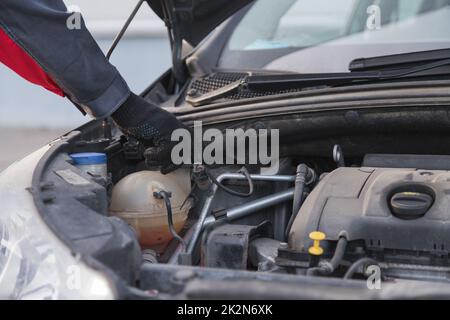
[146, 0, 253, 46]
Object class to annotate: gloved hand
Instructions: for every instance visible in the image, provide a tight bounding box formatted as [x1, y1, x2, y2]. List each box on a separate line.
[112, 93, 188, 174]
[144, 141, 181, 174]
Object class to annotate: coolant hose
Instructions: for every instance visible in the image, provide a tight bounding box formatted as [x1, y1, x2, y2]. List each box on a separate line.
[307, 236, 348, 276]
[321, 236, 348, 274]
[205, 167, 254, 197]
[153, 190, 187, 252]
[285, 164, 311, 239]
[343, 258, 379, 279]
[292, 164, 309, 215]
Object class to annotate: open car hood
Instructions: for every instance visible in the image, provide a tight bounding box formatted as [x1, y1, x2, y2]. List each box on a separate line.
[146, 0, 253, 46]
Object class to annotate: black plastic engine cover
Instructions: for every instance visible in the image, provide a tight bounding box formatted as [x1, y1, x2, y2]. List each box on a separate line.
[289, 167, 450, 255]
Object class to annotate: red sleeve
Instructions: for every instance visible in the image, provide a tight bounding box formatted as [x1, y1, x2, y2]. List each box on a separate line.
[0, 27, 64, 97]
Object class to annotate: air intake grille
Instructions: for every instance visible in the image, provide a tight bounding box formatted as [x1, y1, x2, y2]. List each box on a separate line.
[188, 72, 303, 104]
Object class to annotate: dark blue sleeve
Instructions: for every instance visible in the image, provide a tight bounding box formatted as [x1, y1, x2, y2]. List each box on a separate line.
[0, 0, 130, 118]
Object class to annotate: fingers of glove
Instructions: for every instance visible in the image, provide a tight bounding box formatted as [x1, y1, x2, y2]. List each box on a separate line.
[144, 147, 166, 167]
[144, 143, 177, 171]
[161, 163, 181, 175]
[144, 146, 163, 161]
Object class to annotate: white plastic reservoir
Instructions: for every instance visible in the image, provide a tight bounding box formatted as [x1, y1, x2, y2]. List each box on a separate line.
[109, 169, 192, 253]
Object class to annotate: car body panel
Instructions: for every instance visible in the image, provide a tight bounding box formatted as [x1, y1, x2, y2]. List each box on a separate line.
[0, 143, 116, 299]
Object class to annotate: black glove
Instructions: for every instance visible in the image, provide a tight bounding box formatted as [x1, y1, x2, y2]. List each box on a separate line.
[112, 93, 188, 173]
[143, 143, 180, 174]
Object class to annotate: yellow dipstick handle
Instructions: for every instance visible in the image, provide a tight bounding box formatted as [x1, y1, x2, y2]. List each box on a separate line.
[308, 231, 326, 256]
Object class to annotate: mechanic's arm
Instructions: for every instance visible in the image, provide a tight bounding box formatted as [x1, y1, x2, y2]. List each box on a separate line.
[0, 0, 185, 171]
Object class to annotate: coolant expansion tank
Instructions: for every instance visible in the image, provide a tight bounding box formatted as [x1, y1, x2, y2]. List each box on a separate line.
[110, 169, 191, 252]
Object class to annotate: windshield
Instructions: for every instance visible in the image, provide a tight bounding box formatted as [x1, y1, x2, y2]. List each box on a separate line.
[219, 0, 450, 73]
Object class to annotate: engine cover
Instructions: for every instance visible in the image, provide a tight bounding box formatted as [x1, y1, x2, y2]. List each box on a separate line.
[289, 167, 450, 255]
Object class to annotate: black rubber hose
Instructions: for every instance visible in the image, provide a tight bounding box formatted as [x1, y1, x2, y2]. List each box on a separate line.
[307, 237, 348, 276]
[206, 167, 254, 197]
[285, 164, 311, 239]
[325, 237, 348, 273]
[306, 267, 322, 276]
[344, 258, 379, 279]
[154, 191, 187, 252]
[292, 165, 308, 215]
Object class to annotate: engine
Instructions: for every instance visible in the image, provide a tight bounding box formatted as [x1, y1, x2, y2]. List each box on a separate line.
[286, 166, 450, 281]
[108, 151, 450, 287]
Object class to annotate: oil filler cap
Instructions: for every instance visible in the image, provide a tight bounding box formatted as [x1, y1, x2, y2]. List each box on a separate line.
[390, 191, 433, 220]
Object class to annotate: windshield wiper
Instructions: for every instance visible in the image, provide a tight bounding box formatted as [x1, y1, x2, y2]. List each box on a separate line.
[350, 48, 450, 72]
[247, 49, 450, 91]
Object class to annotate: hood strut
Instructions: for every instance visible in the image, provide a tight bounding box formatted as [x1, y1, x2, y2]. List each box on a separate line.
[106, 0, 146, 60]
[161, 0, 187, 90]
[106, 0, 187, 91]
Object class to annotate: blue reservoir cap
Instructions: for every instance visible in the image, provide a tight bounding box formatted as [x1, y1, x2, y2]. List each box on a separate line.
[70, 152, 107, 165]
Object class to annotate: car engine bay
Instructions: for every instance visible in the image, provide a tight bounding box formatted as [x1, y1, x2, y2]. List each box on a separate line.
[30, 105, 450, 299]
[129, 157, 450, 283]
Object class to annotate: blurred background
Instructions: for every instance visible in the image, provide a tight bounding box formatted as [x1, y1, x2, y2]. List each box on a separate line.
[0, 0, 171, 170]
